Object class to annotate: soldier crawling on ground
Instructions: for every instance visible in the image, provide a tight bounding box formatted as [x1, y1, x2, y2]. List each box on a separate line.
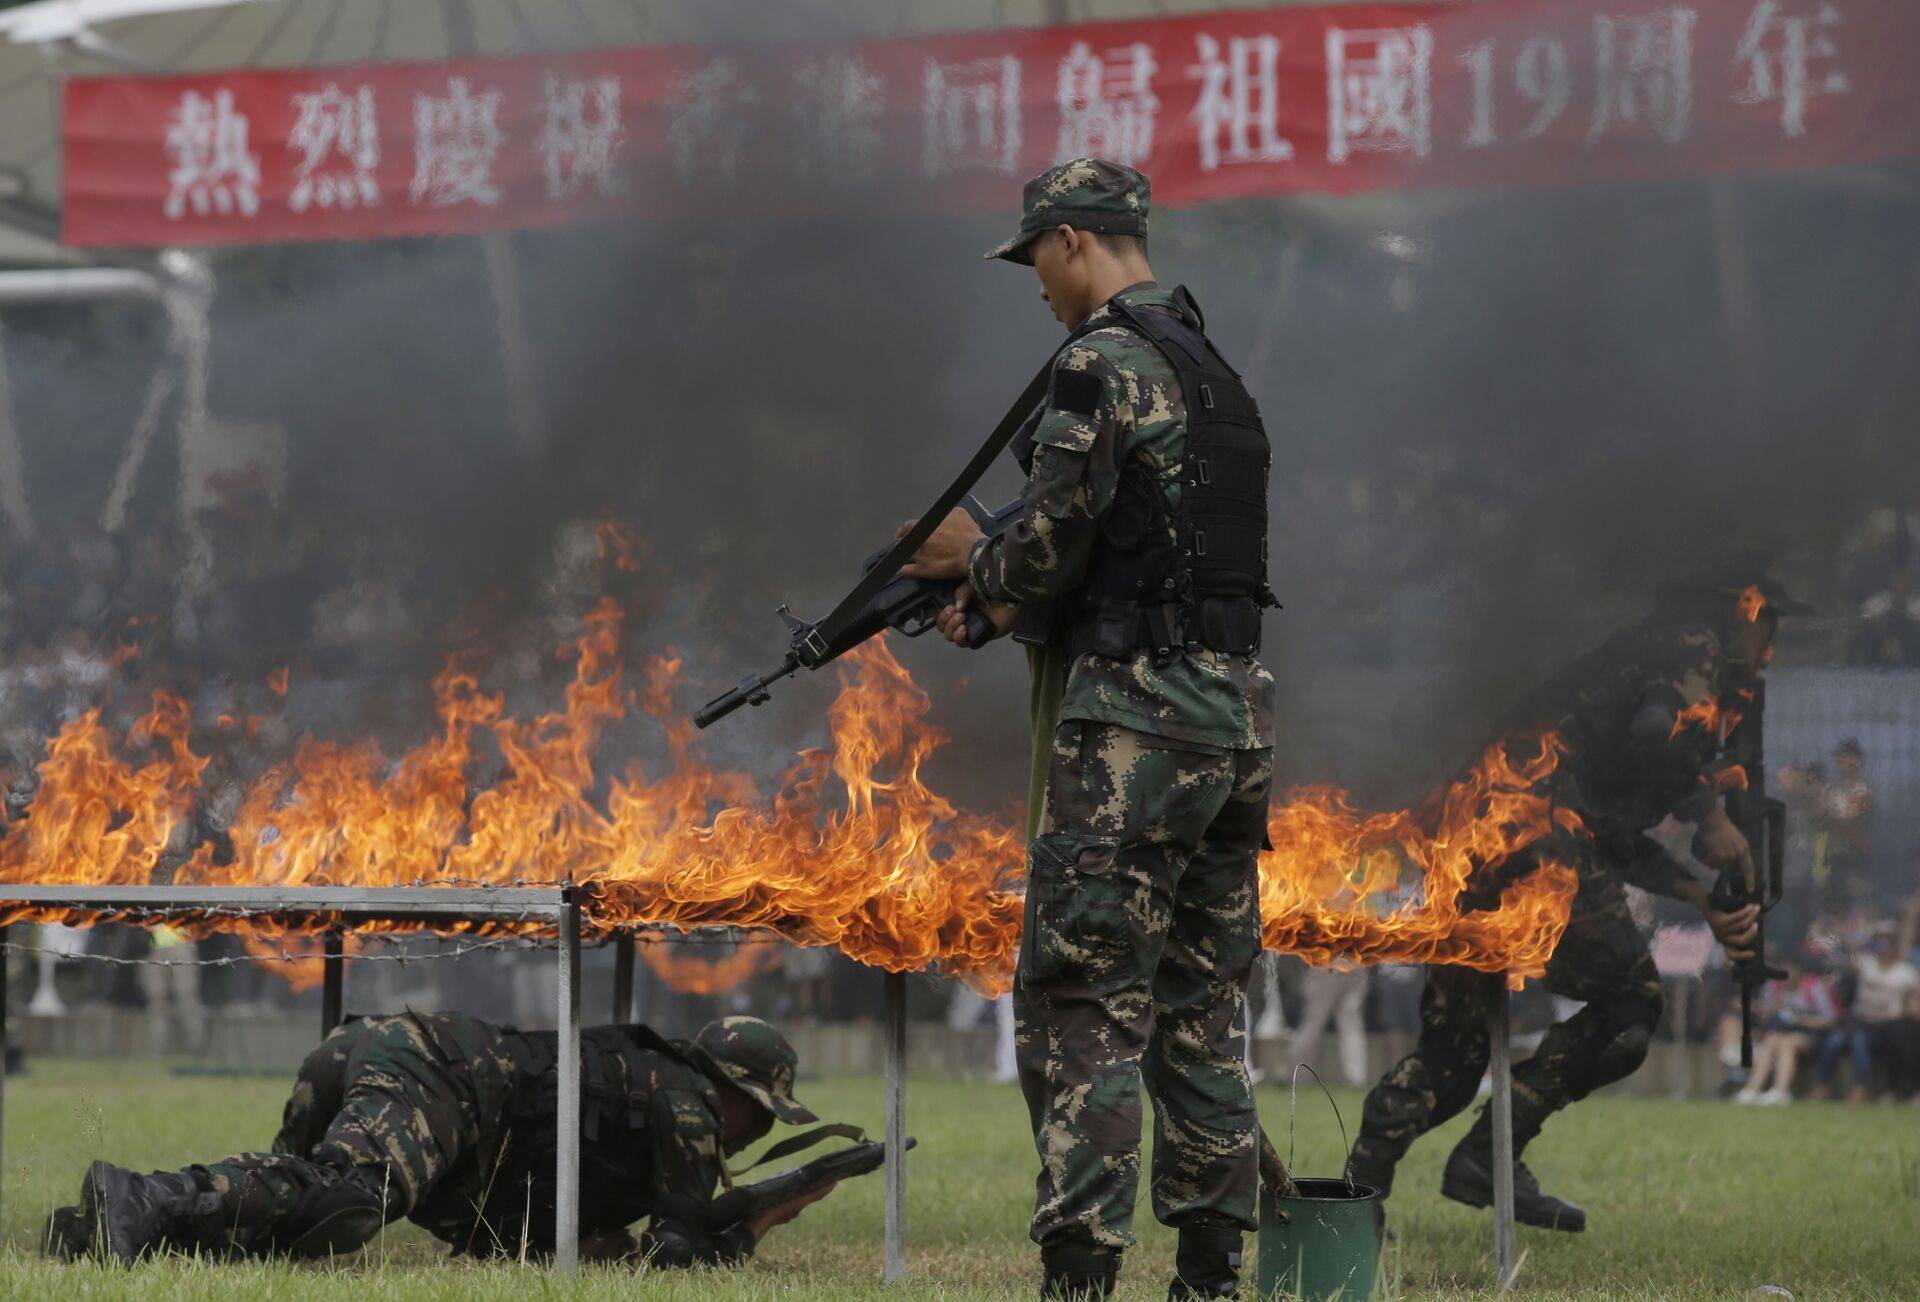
[44, 1013, 838, 1265]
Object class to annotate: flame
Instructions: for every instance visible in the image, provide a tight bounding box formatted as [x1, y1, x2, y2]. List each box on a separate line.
[1738, 585, 1766, 624]
[268, 667, 291, 698]
[0, 601, 1582, 993]
[635, 934, 787, 995]
[1260, 734, 1580, 981]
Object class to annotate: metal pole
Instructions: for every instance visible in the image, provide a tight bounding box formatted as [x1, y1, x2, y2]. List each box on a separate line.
[554, 896, 582, 1273]
[883, 969, 908, 1284]
[320, 932, 345, 1036]
[1, 924, 9, 1229]
[1489, 976, 1516, 1291]
[611, 935, 635, 1024]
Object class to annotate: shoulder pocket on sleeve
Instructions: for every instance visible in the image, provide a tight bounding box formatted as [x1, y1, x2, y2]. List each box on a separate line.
[1030, 405, 1098, 455]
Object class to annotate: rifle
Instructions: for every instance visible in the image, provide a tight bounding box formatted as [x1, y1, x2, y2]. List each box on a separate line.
[706, 1135, 915, 1230]
[1708, 677, 1788, 1068]
[695, 497, 1020, 729]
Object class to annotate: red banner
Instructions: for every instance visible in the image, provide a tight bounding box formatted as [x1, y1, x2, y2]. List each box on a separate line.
[61, 0, 1920, 248]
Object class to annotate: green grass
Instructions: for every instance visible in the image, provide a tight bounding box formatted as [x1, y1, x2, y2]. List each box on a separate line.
[0, 1058, 1914, 1299]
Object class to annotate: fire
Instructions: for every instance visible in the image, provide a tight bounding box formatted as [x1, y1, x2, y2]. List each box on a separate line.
[1259, 735, 1580, 981]
[1738, 584, 1766, 624]
[635, 934, 787, 996]
[0, 600, 1583, 993]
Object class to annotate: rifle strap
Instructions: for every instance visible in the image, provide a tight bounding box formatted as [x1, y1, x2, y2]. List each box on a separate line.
[726, 1121, 867, 1178]
[804, 315, 1109, 662]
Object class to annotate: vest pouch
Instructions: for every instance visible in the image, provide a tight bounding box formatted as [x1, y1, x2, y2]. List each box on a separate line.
[1196, 596, 1262, 655]
[1013, 600, 1057, 648]
[1092, 601, 1140, 659]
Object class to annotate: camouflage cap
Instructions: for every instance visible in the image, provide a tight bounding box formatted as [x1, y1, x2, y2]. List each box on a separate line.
[984, 157, 1151, 265]
[693, 1016, 817, 1124]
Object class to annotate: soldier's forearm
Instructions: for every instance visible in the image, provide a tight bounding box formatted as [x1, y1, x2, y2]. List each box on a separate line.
[968, 530, 1088, 606]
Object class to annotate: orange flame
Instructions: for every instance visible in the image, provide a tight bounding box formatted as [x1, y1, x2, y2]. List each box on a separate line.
[1260, 734, 1580, 981]
[0, 604, 1580, 992]
[268, 667, 291, 698]
[635, 934, 788, 996]
[1738, 585, 1766, 624]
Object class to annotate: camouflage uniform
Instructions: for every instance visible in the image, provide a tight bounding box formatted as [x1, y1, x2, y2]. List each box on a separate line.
[975, 160, 1277, 1273]
[1350, 615, 1738, 1197]
[54, 1013, 813, 1265]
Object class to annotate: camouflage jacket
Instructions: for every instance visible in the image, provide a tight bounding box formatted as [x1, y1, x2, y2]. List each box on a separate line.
[471, 1024, 755, 1265]
[1488, 616, 1738, 898]
[967, 282, 1276, 753]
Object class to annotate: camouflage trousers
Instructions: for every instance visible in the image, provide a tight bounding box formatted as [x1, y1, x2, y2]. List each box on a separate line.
[191, 1012, 516, 1255]
[1014, 720, 1271, 1251]
[1349, 845, 1665, 1195]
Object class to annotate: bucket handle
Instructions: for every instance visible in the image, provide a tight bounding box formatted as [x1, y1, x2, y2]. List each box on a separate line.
[1286, 1063, 1356, 1196]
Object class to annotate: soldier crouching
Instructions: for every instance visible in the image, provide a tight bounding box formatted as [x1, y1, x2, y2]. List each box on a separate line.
[43, 1012, 832, 1265]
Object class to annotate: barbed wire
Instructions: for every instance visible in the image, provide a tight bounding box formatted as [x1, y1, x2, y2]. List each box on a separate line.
[3, 917, 798, 960]
[0, 933, 552, 971]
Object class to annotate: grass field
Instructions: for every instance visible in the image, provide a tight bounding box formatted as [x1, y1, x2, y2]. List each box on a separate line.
[0, 1058, 1914, 1300]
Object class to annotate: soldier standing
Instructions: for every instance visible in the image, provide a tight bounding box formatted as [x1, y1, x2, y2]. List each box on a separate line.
[47, 1013, 833, 1264]
[1345, 577, 1796, 1231]
[906, 158, 1278, 1301]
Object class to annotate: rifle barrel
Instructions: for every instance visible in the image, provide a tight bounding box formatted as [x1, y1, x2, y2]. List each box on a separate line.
[695, 659, 799, 729]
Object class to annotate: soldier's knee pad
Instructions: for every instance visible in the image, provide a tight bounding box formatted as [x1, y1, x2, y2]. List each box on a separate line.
[277, 1182, 384, 1260]
[1592, 1020, 1654, 1085]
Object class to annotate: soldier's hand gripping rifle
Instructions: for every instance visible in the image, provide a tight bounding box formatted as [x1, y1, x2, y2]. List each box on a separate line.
[705, 1134, 916, 1231]
[1708, 678, 1788, 1069]
[695, 497, 1019, 729]
[697, 340, 1068, 731]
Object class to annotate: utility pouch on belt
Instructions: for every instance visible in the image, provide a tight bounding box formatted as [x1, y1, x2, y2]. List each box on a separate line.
[1196, 596, 1263, 656]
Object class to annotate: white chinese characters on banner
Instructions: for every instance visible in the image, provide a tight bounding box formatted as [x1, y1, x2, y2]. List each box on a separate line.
[794, 55, 885, 185]
[1188, 33, 1294, 172]
[164, 89, 261, 220]
[1461, 36, 1572, 148]
[287, 84, 379, 213]
[539, 76, 625, 199]
[924, 56, 1023, 177]
[1734, 1, 1851, 138]
[411, 78, 506, 207]
[1327, 26, 1434, 162]
[1057, 41, 1159, 167]
[1588, 8, 1696, 145]
[669, 59, 757, 186]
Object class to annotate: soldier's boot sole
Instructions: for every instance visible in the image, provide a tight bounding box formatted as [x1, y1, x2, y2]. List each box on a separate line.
[41, 1205, 87, 1260]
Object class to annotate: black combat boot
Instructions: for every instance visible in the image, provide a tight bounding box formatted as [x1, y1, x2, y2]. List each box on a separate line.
[1167, 1226, 1243, 1300]
[1040, 1240, 1120, 1300]
[69, 1160, 229, 1261]
[1344, 1144, 1395, 1199]
[1440, 1141, 1586, 1232]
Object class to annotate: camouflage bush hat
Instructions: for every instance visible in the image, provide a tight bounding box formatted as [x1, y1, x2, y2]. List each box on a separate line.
[693, 1016, 817, 1124]
[984, 157, 1151, 265]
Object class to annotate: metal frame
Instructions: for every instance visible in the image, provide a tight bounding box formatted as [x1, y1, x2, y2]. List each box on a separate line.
[1490, 977, 1517, 1291]
[0, 885, 912, 1280]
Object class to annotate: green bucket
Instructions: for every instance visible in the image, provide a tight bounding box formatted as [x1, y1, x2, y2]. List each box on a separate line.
[1254, 1068, 1383, 1301]
[1255, 1176, 1383, 1301]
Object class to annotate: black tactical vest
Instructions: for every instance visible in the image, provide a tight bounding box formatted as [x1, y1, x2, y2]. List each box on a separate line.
[1016, 286, 1276, 660]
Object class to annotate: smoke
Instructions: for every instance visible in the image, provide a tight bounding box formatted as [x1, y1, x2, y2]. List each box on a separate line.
[2, 26, 1917, 817]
